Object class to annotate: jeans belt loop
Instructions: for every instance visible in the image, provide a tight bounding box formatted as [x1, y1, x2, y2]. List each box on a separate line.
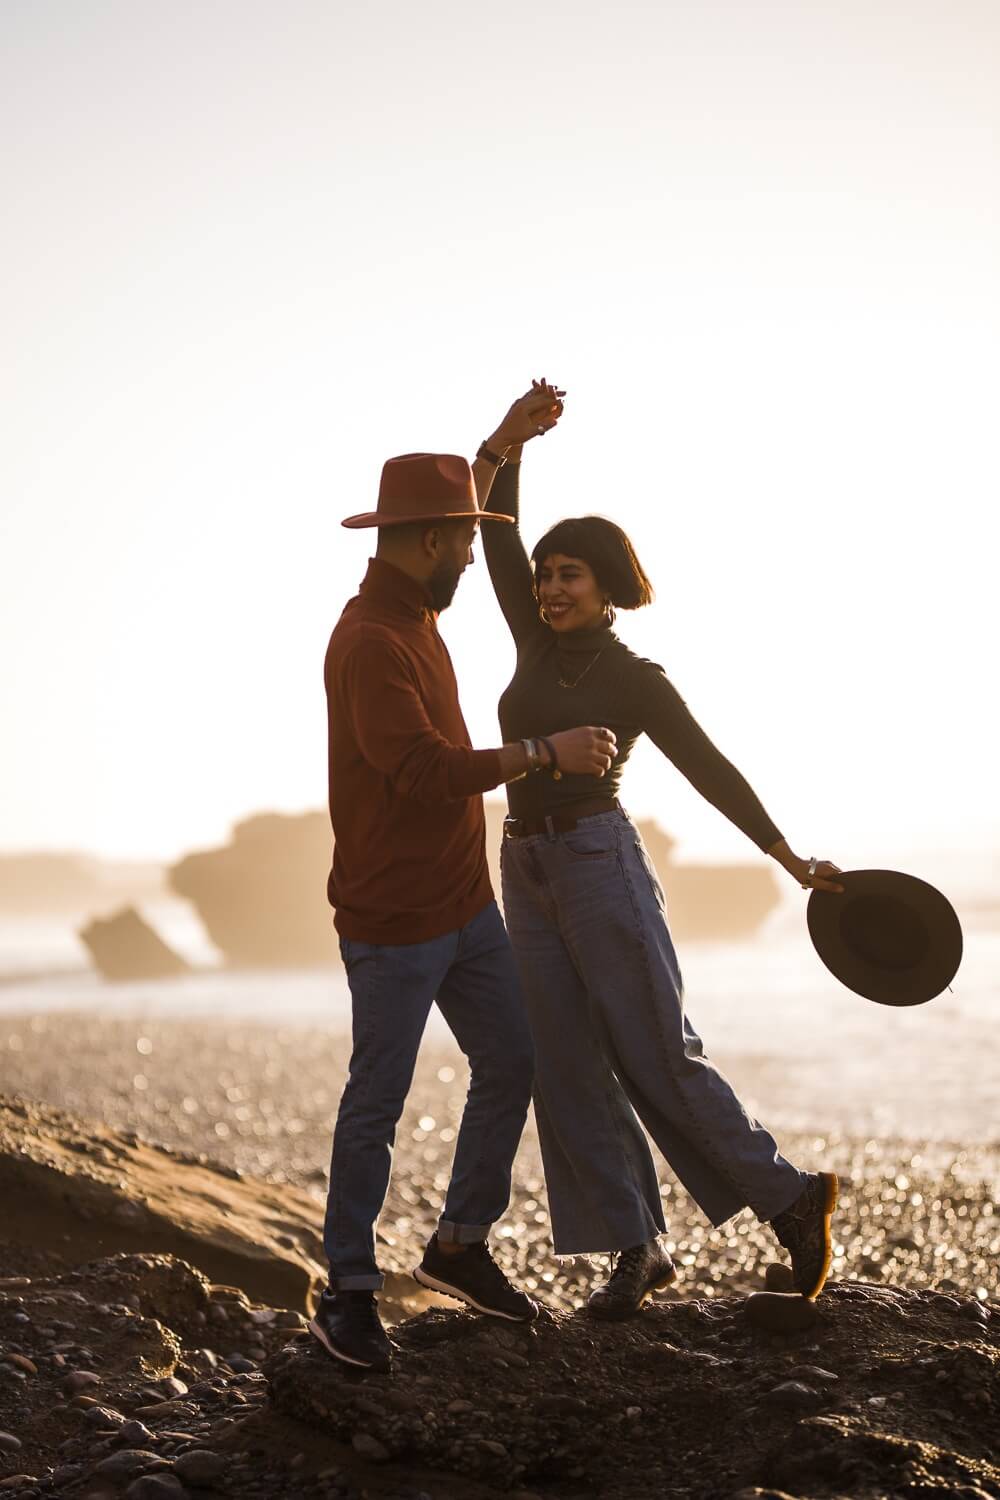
[544, 814, 556, 842]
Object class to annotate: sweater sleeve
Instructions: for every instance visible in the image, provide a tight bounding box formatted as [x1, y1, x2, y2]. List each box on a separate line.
[481, 462, 542, 646]
[337, 637, 505, 803]
[634, 662, 784, 853]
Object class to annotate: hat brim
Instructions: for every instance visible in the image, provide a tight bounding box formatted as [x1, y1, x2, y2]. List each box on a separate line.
[341, 509, 515, 530]
[806, 868, 962, 1007]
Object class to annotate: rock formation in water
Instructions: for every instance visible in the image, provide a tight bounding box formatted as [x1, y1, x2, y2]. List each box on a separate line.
[165, 806, 780, 971]
[168, 812, 338, 968]
[78, 906, 190, 981]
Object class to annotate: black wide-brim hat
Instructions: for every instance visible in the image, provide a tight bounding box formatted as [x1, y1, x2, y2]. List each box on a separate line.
[806, 869, 963, 1007]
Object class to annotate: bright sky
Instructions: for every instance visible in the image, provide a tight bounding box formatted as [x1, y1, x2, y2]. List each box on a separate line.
[3, 0, 998, 881]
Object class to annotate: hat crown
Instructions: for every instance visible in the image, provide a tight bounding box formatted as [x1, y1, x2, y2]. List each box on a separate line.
[377, 453, 476, 523]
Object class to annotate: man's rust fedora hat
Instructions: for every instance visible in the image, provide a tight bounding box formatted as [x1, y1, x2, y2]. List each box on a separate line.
[806, 869, 962, 1006]
[342, 452, 516, 530]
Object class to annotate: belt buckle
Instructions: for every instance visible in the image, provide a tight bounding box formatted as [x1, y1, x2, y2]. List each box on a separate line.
[502, 816, 522, 839]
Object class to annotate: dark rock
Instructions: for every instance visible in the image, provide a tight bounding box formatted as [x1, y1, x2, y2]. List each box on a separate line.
[743, 1291, 819, 1332]
[787, 1364, 839, 1383]
[0, 1433, 22, 1452]
[93, 1448, 166, 1479]
[173, 1450, 227, 1485]
[764, 1380, 821, 1407]
[125, 1478, 189, 1500]
[120, 1420, 157, 1445]
[82, 1406, 126, 1428]
[763, 1263, 795, 1292]
[351, 1433, 390, 1462]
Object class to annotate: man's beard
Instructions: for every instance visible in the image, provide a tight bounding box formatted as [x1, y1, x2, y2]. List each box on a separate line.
[427, 558, 462, 612]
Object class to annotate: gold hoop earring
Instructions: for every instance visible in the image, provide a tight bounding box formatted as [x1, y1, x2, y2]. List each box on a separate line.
[603, 600, 616, 626]
[539, 604, 552, 626]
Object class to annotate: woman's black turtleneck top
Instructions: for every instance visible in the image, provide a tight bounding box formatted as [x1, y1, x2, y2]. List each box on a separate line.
[481, 461, 783, 853]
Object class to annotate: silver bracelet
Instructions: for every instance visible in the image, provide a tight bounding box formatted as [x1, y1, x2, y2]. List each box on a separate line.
[521, 738, 542, 772]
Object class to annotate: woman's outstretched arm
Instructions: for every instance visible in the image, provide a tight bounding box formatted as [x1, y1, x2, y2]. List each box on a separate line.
[636, 663, 843, 891]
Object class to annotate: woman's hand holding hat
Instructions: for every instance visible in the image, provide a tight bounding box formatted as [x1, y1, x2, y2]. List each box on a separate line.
[767, 838, 845, 894]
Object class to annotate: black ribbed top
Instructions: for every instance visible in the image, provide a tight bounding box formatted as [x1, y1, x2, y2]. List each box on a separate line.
[482, 462, 783, 852]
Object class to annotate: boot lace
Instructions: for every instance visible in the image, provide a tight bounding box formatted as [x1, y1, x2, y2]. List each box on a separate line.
[607, 1243, 648, 1286]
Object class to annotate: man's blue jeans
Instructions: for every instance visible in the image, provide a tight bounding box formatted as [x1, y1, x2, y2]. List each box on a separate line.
[323, 899, 534, 1290]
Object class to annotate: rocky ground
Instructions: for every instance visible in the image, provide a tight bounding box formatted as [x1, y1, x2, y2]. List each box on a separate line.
[2, 1237, 998, 1500]
[1, 1005, 998, 1498]
[1, 1093, 998, 1499]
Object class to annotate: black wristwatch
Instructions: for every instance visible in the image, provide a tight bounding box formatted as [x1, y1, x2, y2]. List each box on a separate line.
[476, 440, 506, 468]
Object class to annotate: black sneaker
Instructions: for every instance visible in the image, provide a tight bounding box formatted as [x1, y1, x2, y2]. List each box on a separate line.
[308, 1288, 392, 1371]
[413, 1235, 538, 1322]
[769, 1171, 839, 1300]
[587, 1239, 677, 1320]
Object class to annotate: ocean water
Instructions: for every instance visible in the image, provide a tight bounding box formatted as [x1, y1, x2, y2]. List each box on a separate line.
[1, 897, 996, 1147]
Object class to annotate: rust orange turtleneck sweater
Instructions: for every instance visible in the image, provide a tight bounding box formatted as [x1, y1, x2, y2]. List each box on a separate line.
[325, 556, 504, 944]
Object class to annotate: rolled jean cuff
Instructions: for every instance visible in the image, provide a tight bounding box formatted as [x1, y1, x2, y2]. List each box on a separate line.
[437, 1218, 491, 1245]
[331, 1272, 384, 1291]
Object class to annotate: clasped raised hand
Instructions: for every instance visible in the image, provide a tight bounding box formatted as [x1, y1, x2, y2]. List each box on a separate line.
[492, 376, 566, 450]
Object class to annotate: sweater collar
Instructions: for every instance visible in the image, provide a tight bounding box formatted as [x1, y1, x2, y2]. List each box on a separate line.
[359, 556, 434, 620]
[555, 619, 618, 656]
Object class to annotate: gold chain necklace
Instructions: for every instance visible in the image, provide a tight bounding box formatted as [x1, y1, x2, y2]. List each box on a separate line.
[558, 650, 603, 689]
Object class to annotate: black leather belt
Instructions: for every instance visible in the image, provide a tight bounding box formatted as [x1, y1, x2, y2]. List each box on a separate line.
[503, 798, 621, 839]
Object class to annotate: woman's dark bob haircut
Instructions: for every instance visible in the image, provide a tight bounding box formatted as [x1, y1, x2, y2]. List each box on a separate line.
[530, 516, 654, 610]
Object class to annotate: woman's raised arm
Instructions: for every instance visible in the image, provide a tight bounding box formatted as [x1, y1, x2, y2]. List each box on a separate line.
[481, 454, 547, 645]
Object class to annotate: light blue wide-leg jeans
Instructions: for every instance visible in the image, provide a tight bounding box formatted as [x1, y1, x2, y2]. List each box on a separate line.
[500, 809, 806, 1256]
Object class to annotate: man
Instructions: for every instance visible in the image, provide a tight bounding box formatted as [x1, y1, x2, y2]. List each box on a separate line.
[310, 385, 617, 1371]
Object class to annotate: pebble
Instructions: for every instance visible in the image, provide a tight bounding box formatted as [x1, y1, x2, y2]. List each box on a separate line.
[125, 1477, 188, 1499]
[0, 1434, 22, 1453]
[351, 1433, 390, 1462]
[93, 1448, 166, 1479]
[120, 1420, 157, 1445]
[62, 1369, 101, 1394]
[3, 1356, 37, 1376]
[0, 1479, 38, 1492]
[763, 1263, 796, 1292]
[173, 1449, 227, 1484]
[765, 1381, 820, 1406]
[744, 1291, 818, 1332]
[787, 1365, 839, 1383]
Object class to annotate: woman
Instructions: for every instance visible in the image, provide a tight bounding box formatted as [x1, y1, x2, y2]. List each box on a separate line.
[480, 385, 845, 1317]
